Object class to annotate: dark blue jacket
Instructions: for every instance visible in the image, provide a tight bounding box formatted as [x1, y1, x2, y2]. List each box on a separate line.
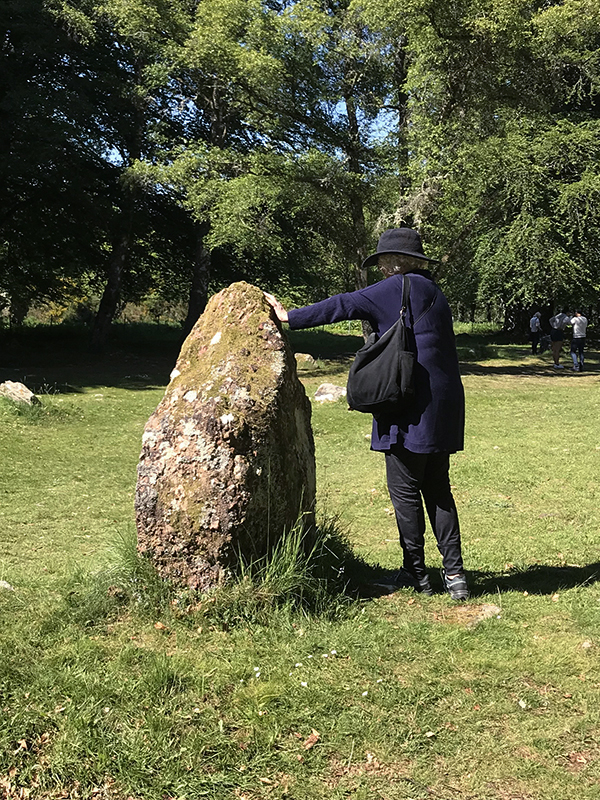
[288, 270, 465, 454]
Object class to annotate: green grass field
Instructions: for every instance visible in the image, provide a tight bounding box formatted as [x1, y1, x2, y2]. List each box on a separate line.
[1, 324, 599, 799]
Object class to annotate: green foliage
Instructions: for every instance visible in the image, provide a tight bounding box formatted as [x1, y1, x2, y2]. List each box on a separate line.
[381, 0, 600, 322]
[0, 396, 72, 425]
[60, 516, 359, 631]
[203, 515, 361, 626]
[4, 0, 600, 331]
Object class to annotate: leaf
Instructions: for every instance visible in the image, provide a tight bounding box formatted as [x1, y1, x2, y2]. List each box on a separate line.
[303, 729, 320, 750]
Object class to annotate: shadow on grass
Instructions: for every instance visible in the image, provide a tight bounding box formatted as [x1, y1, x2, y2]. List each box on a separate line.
[469, 562, 600, 596]
[296, 363, 353, 381]
[287, 328, 363, 360]
[1, 323, 363, 393]
[6, 320, 596, 390]
[459, 359, 598, 377]
[0, 323, 181, 392]
[356, 561, 600, 600]
[454, 331, 599, 377]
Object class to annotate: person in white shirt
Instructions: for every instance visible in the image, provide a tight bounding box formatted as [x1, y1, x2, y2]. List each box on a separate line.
[570, 311, 588, 371]
[549, 311, 572, 368]
[529, 312, 542, 354]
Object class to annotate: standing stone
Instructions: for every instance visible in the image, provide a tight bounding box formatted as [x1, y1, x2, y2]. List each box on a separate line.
[135, 282, 316, 591]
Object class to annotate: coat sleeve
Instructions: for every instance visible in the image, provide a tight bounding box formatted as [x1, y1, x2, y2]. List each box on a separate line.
[287, 289, 377, 329]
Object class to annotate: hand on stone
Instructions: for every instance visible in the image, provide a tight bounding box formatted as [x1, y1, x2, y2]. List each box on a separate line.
[264, 292, 288, 323]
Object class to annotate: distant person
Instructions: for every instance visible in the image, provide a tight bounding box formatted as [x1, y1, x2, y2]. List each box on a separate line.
[529, 312, 542, 354]
[549, 311, 571, 369]
[570, 311, 588, 371]
[264, 228, 469, 600]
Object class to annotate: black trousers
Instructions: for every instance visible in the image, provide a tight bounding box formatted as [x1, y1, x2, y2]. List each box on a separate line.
[385, 444, 464, 580]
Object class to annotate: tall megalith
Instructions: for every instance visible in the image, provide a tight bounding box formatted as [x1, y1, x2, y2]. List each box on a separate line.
[135, 282, 316, 591]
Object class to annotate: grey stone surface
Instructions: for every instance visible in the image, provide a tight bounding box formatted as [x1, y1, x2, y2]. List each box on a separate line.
[135, 282, 316, 591]
[0, 381, 40, 405]
[295, 352, 316, 365]
[314, 383, 347, 403]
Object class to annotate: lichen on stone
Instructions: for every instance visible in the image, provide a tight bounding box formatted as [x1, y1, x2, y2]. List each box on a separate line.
[135, 282, 316, 592]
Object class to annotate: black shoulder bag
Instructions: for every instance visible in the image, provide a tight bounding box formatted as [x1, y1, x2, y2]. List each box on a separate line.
[346, 275, 416, 419]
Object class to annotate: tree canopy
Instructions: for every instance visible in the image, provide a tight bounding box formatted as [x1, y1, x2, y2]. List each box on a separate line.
[2, 0, 599, 341]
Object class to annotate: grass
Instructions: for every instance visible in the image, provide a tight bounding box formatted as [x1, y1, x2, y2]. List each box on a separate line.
[1, 324, 600, 799]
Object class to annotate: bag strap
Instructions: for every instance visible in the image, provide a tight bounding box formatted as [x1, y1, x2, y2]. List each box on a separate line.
[400, 275, 412, 325]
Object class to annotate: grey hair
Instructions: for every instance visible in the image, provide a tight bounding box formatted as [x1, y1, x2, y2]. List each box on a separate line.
[378, 253, 424, 278]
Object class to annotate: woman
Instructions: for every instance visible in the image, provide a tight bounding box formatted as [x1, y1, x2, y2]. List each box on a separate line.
[265, 228, 468, 600]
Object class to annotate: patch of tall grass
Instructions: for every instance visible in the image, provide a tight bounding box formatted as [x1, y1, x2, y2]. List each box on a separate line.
[61, 529, 173, 627]
[205, 516, 363, 626]
[0, 396, 72, 424]
[60, 516, 363, 632]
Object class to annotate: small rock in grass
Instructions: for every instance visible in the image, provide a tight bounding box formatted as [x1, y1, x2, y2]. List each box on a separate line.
[295, 353, 315, 365]
[0, 381, 40, 406]
[314, 383, 346, 403]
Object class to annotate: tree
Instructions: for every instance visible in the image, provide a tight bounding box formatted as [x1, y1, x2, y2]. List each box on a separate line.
[374, 0, 600, 325]
[0, 0, 115, 323]
[84, 0, 195, 350]
[141, 0, 401, 339]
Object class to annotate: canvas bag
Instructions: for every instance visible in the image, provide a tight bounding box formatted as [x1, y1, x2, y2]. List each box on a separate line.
[346, 275, 415, 418]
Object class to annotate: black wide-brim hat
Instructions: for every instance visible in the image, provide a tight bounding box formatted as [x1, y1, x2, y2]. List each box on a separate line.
[361, 228, 439, 270]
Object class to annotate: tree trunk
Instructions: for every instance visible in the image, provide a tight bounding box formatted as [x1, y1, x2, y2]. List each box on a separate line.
[90, 68, 144, 353]
[8, 295, 30, 327]
[394, 35, 411, 207]
[344, 93, 371, 339]
[90, 204, 135, 352]
[181, 222, 211, 340]
[503, 305, 530, 339]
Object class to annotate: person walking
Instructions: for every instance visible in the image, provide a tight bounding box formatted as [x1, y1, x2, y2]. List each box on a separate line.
[549, 310, 571, 369]
[264, 228, 468, 600]
[570, 310, 588, 371]
[529, 312, 542, 354]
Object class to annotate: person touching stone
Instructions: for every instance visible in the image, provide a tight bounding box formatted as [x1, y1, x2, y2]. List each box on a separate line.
[265, 228, 468, 601]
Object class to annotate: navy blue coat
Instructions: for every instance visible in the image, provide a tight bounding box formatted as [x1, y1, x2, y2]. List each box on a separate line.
[288, 270, 465, 454]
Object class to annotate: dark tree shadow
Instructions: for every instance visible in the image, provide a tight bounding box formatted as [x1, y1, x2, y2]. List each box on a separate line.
[0, 324, 180, 393]
[296, 362, 353, 380]
[459, 361, 598, 377]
